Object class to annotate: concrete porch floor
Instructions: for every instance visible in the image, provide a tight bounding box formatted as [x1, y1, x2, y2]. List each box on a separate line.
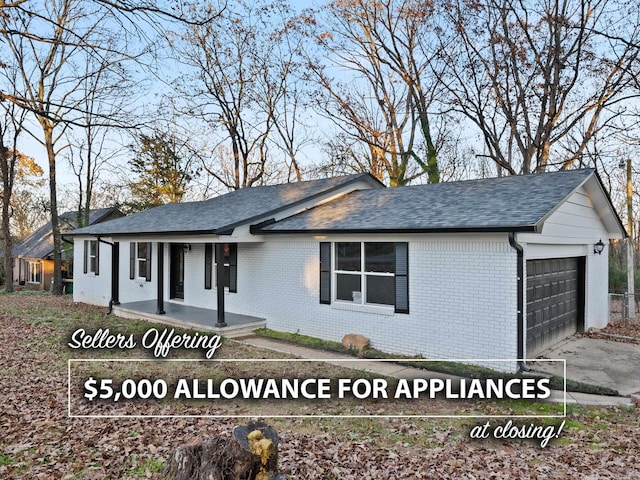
[112, 300, 265, 338]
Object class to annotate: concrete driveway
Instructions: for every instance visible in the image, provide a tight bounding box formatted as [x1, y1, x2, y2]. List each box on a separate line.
[533, 337, 640, 396]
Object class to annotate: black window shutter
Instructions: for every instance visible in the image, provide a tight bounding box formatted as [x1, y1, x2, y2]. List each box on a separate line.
[204, 243, 213, 290]
[129, 243, 135, 279]
[229, 243, 237, 293]
[145, 242, 152, 281]
[319, 242, 331, 304]
[394, 242, 409, 314]
[95, 241, 100, 276]
[83, 240, 88, 274]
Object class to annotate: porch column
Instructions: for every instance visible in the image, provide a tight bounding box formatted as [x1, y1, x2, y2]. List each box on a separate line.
[111, 242, 120, 305]
[156, 242, 165, 315]
[215, 243, 227, 327]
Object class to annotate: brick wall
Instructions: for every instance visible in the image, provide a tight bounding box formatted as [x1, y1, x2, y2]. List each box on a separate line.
[72, 238, 113, 306]
[202, 235, 519, 370]
[73, 235, 520, 371]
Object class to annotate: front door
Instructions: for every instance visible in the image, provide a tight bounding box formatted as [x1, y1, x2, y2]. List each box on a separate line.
[170, 244, 185, 300]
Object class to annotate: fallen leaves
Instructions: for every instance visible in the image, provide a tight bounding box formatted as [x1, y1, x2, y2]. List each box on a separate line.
[1, 294, 639, 479]
[586, 320, 640, 344]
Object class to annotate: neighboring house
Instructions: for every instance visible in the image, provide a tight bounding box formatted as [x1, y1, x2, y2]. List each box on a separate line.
[67, 169, 625, 371]
[12, 207, 123, 291]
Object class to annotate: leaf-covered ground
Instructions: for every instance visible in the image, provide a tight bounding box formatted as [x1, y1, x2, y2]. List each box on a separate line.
[1, 293, 639, 479]
[587, 319, 640, 344]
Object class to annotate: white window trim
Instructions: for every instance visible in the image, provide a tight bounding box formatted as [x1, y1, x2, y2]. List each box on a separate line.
[137, 243, 147, 279]
[88, 240, 98, 274]
[333, 242, 395, 308]
[330, 300, 395, 316]
[27, 261, 42, 284]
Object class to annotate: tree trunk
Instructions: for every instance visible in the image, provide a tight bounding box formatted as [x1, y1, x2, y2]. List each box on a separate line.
[1, 211, 12, 293]
[44, 126, 63, 295]
[163, 422, 285, 480]
[1, 145, 14, 293]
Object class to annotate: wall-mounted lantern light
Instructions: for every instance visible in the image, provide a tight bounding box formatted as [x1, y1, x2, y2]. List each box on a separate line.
[593, 239, 605, 255]
[183, 244, 192, 253]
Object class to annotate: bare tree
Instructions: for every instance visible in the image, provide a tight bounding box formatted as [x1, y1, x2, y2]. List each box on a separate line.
[0, 0, 222, 293]
[304, 0, 445, 186]
[174, 0, 308, 190]
[0, 0, 150, 293]
[258, 14, 315, 183]
[441, 0, 640, 174]
[65, 51, 132, 227]
[0, 93, 27, 292]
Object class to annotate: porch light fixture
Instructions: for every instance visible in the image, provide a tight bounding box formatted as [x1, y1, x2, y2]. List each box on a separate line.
[183, 244, 192, 253]
[593, 239, 605, 255]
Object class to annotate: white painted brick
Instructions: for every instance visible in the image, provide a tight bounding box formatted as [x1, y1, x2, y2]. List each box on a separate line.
[72, 238, 112, 306]
[74, 235, 519, 372]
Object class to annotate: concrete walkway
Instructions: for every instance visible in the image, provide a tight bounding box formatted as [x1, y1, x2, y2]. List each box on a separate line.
[238, 336, 634, 408]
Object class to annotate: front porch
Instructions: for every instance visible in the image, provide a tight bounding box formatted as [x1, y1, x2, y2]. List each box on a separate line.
[112, 300, 265, 338]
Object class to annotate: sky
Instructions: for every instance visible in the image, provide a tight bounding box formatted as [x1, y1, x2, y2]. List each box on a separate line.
[8, 0, 640, 221]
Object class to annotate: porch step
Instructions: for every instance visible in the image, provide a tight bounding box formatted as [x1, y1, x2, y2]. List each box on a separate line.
[112, 305, 266, 338]
[219, 322, 267, 339]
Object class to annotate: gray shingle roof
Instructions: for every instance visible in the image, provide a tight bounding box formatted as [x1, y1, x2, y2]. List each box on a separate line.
[67, 173, 382, 236]
[14, 207, 122, 259]
[259, 169, 598, 233]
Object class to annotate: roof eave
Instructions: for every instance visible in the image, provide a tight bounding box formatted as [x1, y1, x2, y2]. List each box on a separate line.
[592, 169, 628, 238]
[66, 229, 220, 237]
[254, 225, 538, 235]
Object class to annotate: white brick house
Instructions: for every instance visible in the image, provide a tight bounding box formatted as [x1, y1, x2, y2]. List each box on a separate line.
[67, 169, 625, 371]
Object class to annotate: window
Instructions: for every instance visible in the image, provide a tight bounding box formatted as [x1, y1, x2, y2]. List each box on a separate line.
[205, 243, 238, 292]
[129, 242, 151, 281]
[320, 241, 409, 313]
[27, 261, 42, 284]
[89, 241, 97, 273]
[137, 243, 147, 278]
[335, 242, 395, 306]
[208, 243, 237, 293]
[83, 240, 99, 275]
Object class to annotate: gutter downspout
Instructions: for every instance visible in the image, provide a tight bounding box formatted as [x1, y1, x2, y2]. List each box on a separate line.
[508, 232, 529, 372]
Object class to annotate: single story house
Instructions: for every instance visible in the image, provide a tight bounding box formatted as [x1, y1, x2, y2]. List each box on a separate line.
[67, 169, 625, 371]
[11, 207, 123, 290]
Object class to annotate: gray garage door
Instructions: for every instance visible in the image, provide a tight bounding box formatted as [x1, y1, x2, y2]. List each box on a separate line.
[526, 257, 584, 357]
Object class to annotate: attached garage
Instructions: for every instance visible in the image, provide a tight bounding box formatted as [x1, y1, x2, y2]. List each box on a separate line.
[526, 257, 585, 357]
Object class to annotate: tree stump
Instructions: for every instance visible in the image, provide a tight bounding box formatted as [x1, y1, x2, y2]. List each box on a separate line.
[163, 422, 287, 480]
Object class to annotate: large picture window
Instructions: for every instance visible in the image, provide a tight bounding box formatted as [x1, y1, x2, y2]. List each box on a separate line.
[335, 242, 395, 306]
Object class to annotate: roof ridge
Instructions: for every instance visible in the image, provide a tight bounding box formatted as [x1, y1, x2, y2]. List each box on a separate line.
[394, 168, 595, 191]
